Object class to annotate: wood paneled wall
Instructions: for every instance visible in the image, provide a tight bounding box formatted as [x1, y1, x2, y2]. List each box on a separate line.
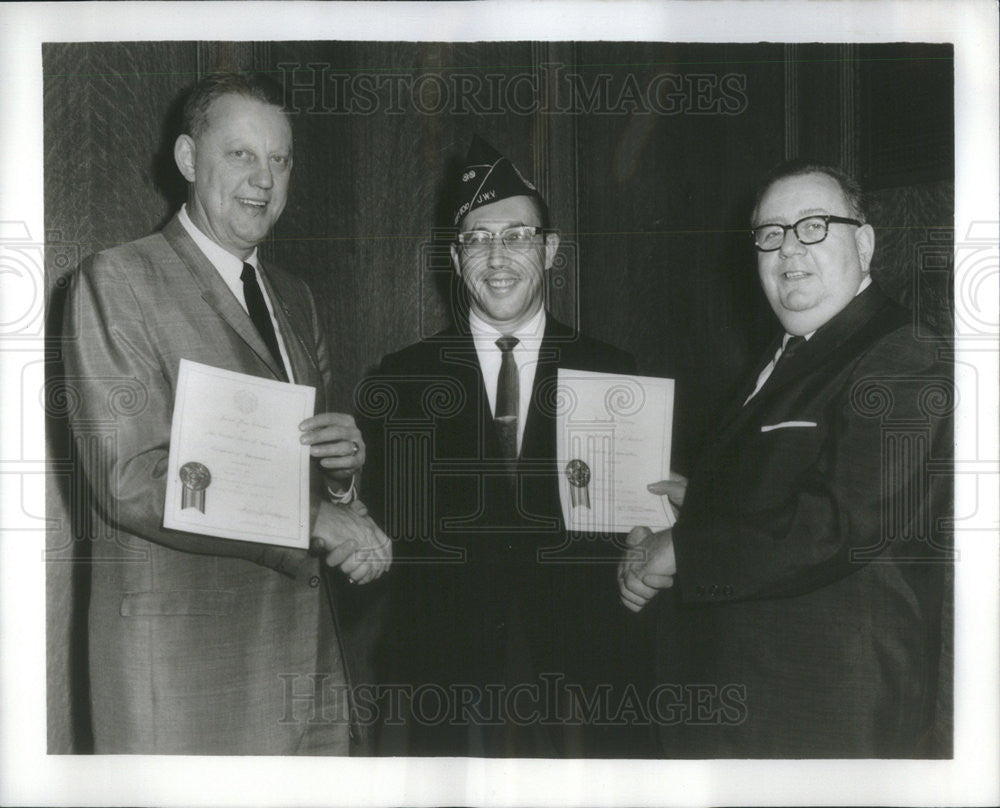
[44, 41, 953, 752]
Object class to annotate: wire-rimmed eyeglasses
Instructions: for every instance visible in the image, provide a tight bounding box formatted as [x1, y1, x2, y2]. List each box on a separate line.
[456, 226, 545, 253]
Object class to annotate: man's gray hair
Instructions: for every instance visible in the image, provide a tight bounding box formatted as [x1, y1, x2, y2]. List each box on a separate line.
[752, 159, 866, 224]
[181, 71, 287, 140]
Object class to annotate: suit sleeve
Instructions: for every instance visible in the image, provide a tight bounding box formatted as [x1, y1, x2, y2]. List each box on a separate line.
[672, 330, 951, 602]
[62, 251, 311, 577]
[303, 272, 335, 403]
[302, 275, 339, 502]
[354, 352, 401, 531]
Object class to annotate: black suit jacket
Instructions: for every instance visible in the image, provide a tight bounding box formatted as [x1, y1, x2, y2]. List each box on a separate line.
[659, 284, 952, 757]
[358, 316, 637, 755]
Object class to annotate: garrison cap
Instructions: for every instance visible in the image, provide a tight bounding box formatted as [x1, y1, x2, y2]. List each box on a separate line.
[451, 135, 541, 227]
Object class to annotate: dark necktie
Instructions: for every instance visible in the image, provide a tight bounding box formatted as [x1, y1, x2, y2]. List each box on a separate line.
[494, 336, 520, 460]
[241, 263, 287, 381]
[771, 335, 805, 378]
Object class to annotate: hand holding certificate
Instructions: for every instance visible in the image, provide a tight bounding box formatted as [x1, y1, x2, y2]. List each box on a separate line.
[163, 359, 315, 549]
[556, 369, 675, 534]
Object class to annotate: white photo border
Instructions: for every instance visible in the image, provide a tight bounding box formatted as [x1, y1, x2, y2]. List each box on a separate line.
[2, 2, 997, 806]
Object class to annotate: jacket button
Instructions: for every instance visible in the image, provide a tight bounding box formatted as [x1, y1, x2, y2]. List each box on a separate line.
[723, 585, 733, 596]
[695, 585, 706, 597]
[309, 575, 320, 588]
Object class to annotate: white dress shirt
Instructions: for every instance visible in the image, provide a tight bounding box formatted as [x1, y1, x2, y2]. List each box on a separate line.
[178, 204, 294, 381]
[469, 306, 547, 454]
[745, 275, 872, 404]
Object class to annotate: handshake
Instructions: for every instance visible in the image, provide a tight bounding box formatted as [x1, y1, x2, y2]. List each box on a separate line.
[311, 499, 392, 585]
[307, 470, 688, 594]
[617, 472, 687, 613]
[300, 413, 391, 585]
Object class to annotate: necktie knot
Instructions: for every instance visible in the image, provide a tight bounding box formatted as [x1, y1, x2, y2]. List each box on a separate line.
[771, 335, 805, 378]
[781, 335, 805, 360]
[496, 335, 519, 354]
[240, 262, 255, 284]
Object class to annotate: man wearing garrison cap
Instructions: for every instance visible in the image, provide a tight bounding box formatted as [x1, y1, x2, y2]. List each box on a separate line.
[358, 136, 639, 757]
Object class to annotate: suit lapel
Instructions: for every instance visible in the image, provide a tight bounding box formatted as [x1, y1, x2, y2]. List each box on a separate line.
[435, 330, 499, 460]
[521, 320, 568, 530]
[746, 284, 888, 414]
[162, 216, 287, 381]
[700, 284, 889, 464]
[418, 318, 570, 464]
[520, 318, 568, 461]
[708, 334, 783, 445]
[257, 263, 321, 389]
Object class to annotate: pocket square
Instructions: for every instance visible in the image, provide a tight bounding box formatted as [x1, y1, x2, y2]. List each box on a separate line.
[760, 420, 818, 433]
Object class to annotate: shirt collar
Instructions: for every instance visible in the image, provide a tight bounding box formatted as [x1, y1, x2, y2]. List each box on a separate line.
[468, 306, 547, 347]
[179, 204, 258, 273]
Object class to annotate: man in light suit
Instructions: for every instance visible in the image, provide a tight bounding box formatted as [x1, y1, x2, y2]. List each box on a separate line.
[619, 161, 951, 757]
[359, 137, 639, 757]
[62, 72, 390, 754]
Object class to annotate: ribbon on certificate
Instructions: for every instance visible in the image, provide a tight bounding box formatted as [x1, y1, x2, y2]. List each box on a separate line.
[179, 461, 212, 513]
[565, 459, 591, 509]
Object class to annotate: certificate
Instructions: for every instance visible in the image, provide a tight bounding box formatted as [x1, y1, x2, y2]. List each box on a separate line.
[163, 359, 315, 548]
[556, 369, 675, 534]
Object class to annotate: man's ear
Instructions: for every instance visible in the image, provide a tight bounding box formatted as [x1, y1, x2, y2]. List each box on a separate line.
[450, 242, 462, 276]
[174, 134, 196, 183]
[543, 231, 561, 270]
[855, 223, 875, 274]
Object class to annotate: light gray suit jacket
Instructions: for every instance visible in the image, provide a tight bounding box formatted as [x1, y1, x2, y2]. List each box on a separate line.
[63, 214, 350, 754]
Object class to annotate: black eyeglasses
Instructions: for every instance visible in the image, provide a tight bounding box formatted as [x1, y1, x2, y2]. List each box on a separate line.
[456, 226, 545, 253]
[752, 215, 862, 252]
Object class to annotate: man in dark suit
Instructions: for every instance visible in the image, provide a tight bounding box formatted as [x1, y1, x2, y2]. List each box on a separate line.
[618, 160, 951, 757]
[62, 72, 389, 754]
[359, 137, 637, 757]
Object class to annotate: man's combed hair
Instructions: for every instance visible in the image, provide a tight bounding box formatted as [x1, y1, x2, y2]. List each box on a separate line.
[752, 159, 867, 223]
[181, 71, 287, 139]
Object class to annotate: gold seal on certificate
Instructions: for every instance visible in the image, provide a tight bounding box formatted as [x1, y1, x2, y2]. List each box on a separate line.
[164, 360, 315, 549]
[557, 369, 675, 533]
[179, 461, 211, 513]
[565, 459, 592, 509]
